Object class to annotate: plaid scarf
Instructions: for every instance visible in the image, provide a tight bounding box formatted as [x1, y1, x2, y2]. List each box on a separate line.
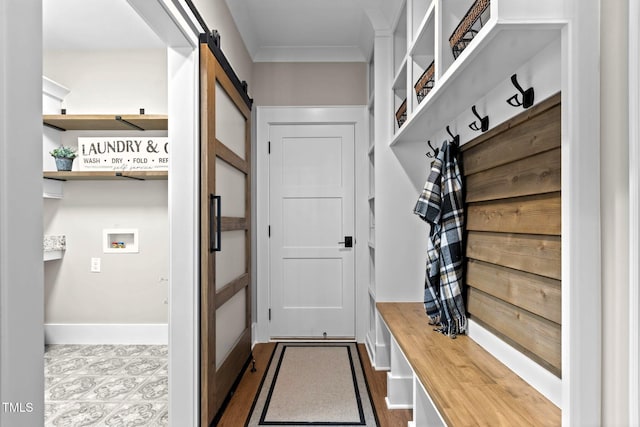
[414, 140, 467, 337]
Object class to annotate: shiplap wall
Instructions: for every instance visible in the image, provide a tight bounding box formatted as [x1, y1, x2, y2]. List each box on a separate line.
[461, 93, 562, 377]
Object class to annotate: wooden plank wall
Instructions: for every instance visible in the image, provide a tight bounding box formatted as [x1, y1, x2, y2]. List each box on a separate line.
[461, 93, 562, 377]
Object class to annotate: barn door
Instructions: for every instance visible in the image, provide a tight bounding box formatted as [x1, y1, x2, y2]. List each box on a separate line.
[200, 38, 252, 426]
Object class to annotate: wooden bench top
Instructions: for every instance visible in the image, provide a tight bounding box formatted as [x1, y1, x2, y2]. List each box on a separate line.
[377, 302, 561, 426]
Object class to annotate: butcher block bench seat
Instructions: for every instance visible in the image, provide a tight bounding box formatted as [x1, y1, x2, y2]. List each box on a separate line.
[376, 302, 560, 426]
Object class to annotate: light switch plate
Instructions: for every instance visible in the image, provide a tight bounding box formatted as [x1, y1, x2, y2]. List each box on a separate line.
[90, 257, 101, 273]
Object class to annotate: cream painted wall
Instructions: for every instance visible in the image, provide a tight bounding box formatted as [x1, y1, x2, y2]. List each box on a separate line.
[600, 0, 630, 424]
[252, 62, 368, 106]
[43, 49, 167, 114]
[43, 49, 169, 326]
[192, 0, 253, 87]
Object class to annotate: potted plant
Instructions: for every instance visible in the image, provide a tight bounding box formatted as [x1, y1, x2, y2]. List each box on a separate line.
[50, 145, 77, 171]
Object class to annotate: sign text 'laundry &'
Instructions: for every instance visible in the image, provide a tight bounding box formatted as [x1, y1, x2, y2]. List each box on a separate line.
[77, 137, 169, 171]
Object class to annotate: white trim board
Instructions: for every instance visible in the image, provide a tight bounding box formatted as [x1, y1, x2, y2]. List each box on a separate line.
[255, 106, 368, 343]
[128, 1, 201, 425]
[629, 0, 640, 423]
[45, 323, 168, 345]
[467, 319, 561, 407]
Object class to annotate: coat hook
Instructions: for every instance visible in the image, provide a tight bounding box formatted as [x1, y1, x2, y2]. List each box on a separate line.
[469, 105, 489, 132]
[506, 74, 534, 109]
[426, 140, 439, 158]
[446, 125, 460, 146]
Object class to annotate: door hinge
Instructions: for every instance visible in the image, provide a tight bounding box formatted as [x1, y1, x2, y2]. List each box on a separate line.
[268, 141, 271, 154]
[268, 225, 271, 237]
[269, 308, 271, 321]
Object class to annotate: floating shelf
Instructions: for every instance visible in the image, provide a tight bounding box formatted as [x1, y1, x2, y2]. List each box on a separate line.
[44, 171, 168, 181]
[43, 114, 168, 131]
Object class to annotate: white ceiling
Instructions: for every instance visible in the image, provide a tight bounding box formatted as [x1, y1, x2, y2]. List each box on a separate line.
[43, 0, 164, 50]
[225, 0, 382, 62]
[43, 0, 402, 62]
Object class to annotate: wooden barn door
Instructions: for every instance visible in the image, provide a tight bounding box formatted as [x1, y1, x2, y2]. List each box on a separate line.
[200, 38, 252, 426]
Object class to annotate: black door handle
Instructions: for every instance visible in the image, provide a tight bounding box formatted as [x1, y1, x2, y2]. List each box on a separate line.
[338, 236, 353, 248]
[209, 194, 221, 253]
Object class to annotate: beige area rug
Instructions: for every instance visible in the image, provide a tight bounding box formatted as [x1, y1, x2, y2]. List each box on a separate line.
[246, 342, 378, 426]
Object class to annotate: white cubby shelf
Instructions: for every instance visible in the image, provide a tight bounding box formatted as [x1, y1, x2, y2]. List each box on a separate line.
[391, 0, 565, 146]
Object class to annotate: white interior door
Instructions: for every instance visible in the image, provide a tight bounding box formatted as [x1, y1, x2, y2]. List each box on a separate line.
[269, 124, 355, 338]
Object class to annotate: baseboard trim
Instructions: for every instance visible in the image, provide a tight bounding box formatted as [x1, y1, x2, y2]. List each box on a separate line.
[45, 323, 168, 344]
[467, 318, 561, 407]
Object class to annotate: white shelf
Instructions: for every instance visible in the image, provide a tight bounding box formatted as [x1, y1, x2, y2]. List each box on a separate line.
[391, 1, 564, 146]
[43, 178, 64, 198]
[412, 1, 436, 45]
[44, 250, 64, 261]
[392, 23, 561, 145]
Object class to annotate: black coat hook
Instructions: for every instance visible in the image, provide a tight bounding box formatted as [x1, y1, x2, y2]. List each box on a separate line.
[507, 74, 534, 109]
[446, 125, 460, 146]
[426, 140, 439, 158]
[469, 105, 489, 132]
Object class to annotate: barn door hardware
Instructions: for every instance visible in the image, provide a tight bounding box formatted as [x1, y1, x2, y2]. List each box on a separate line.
[426, 140, 439, 158]
[506, 74, 534, 109]
[468, 105, 489, 132]
[446, 125, 460, 146]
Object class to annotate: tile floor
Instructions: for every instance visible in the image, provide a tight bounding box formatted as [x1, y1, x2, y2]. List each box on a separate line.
[44, 344, 168, 427]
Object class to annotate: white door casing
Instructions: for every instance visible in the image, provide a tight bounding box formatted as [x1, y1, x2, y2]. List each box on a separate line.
[269, 124, 355, 338]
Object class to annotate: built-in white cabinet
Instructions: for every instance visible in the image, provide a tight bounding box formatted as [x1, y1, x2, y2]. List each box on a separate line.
[366, 52, 378, 361]
[366, 0, 566, 421]
[391, 0, 562, 145]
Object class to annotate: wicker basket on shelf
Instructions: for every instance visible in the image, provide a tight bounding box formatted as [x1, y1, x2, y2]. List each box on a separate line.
[414, 61, 435, 104]
[395, 99, 407, 128]
[449, 0, 490, 59]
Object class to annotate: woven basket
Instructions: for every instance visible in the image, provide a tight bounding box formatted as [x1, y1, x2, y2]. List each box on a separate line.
[449, 0, 490, 59]
[414, 61, 435, 104]
[395, 99, 407, 128]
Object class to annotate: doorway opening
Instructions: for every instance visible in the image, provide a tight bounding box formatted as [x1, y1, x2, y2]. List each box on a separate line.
[42, 1, 170, 424]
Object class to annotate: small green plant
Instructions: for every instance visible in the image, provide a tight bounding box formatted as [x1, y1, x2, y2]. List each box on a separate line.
[50, 145, 77, 159]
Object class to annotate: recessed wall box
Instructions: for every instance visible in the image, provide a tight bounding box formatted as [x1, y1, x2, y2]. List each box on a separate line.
[103, 228, 139, 253]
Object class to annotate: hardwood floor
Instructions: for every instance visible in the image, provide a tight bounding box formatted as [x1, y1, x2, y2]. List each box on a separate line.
[216, 342, 412, 426]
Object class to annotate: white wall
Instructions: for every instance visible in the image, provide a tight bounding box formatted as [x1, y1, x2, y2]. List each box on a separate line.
[44, 180, 168, 324]
[0, 0, 45, 425]
[43, 49, 169, 338]
[252, 62, 368, 106]
[192, 0, 253, 87]
[43, 49, 167, 114]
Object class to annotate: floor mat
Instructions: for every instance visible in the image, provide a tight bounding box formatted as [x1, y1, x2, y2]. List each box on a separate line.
[246, 342, 377, 426]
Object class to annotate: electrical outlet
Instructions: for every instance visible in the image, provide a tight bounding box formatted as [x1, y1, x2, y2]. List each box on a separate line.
[90, 257, 101, 273]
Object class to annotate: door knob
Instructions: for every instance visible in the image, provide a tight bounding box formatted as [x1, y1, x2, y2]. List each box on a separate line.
[338, 236, 353, 248]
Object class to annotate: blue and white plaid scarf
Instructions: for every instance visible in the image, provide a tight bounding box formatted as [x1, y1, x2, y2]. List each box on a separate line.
[414, 140, 467, 337]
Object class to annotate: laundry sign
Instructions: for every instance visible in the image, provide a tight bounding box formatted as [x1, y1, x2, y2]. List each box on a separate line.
[77, 137, 169, 171]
